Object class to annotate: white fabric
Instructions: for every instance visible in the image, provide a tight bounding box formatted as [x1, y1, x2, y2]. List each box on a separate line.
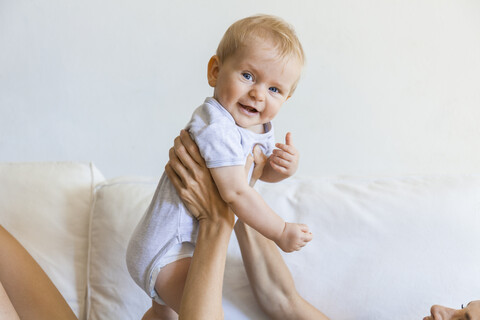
[0, 162, 104, 319]
[251, 175, 480, 319]
[125, 97, 276, 302]
[2, 162, 480, 319]
[92, 174, 480, 319]
[87, 177, 155, 320]
[188, 97, 275, 168]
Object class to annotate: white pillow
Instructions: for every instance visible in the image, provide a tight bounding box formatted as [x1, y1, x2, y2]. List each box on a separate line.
[86, 173, 480, 319]
[86, 177, 156, 320]
[0, 162, 104, 319]
[253, 175, 480, 319]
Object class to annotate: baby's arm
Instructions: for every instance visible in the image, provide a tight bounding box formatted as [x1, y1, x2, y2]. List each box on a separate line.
[210, 165, 311, 252]
[260, 132, 299, 183]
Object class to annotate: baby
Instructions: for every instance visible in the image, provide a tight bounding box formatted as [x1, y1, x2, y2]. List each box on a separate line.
[127, 14, 311, 316]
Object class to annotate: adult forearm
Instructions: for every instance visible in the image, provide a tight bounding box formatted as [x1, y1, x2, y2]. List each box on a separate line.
[179, 219, 233, 320]
[234, 221, 329, 320]
[0, 281, 20, 320]
[0, 226, 77, 320]
[234, 221, 294, 303]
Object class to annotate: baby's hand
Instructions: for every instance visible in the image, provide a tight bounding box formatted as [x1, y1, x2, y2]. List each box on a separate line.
[270, 132, 299, 177]
[275, 222, 312, 253]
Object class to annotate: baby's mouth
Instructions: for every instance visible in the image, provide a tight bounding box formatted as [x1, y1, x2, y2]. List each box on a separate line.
[239, 103, 258, 114]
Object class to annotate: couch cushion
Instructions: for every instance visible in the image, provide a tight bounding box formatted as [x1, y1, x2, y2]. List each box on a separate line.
[87, 175, 268, 319]
[0, 162, 104, 319]
[87, 177, 156, 320]
[86, 174, 480, 319]
[254, 175, 480, 319]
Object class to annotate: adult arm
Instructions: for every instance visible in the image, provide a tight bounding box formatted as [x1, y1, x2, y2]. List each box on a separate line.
[234, 146, 329, 320]
[0, 225, 77, 320]
[234, 222, 329, 320]
[178, 214, 232, 320]
[165, 130, 234, 320]
[168, 130, 326, 319]
[0, 281, 20, 320]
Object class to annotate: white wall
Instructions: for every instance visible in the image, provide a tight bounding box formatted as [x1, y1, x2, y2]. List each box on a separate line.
[1, 0, 479, 178]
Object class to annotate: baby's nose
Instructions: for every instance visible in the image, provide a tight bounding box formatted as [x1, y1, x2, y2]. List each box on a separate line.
[249, 85, 265, 102]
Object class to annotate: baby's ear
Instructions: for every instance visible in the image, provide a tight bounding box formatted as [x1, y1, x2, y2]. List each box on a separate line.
[207, 55, 221, 87]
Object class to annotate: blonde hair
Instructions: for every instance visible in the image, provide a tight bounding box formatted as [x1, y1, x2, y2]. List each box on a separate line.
[216, 15, 305, 92]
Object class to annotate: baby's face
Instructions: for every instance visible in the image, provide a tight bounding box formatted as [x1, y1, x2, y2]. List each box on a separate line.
[209, 38, 301, 130]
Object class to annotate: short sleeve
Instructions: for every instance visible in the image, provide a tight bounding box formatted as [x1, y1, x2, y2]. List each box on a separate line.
[191, 121, 245, 168]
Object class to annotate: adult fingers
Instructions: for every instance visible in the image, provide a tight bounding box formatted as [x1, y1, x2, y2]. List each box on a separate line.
[165, 162, 184, 192]
[179, 130, 205, 166]
[251, 145, 267, 183]
[245, 154, 254, 177]
[168, 147, 191, 186]
[253, 145, 267, 166]
[173, 132, 205, 178]
[173, 135, 192, 170]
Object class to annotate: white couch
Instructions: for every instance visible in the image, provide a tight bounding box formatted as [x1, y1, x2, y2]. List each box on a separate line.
[1, 162, 479, 320]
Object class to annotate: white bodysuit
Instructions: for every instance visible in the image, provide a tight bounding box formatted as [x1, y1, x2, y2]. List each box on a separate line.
[126, 97, 275, 303]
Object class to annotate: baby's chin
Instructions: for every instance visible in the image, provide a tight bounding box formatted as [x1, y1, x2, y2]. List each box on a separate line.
[236, 122, 265, 134]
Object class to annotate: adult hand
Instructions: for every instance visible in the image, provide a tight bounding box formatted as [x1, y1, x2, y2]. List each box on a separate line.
[166, 130, 268, 224]
[165, 130, 233, 226]
[247, 145, 267, 187]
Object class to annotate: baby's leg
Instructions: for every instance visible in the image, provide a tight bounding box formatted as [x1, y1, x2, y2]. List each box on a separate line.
[142, 257, 191, 320]
[155, 257, 191, 312]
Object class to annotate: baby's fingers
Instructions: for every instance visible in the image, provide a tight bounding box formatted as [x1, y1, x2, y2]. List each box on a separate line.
[299, 223, 310, 233]
[303, 231, 313, 243]
[285, 132, 293, 145]
[272, 148, 295, 162]
[275, 142, 297, 156]
[299, 224, 313, 242]
[270, 154, 291, 168]
[276, 132, 298, 154]
[269, 159, 290, 175]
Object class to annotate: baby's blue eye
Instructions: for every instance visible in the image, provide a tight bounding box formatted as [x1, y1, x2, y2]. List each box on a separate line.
[242, 73, 253, 81]
[269, 87, 279, 93]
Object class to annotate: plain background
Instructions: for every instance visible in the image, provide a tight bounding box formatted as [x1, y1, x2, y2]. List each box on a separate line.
[1, 0, 479, 179]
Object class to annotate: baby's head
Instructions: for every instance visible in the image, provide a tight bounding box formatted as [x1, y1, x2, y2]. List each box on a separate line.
[207, 14, 304, 131]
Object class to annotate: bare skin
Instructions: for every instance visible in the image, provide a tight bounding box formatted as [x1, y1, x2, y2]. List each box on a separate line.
[163, 130, 329, 319]
[166, 129, 235, 320]
[206, 39, 310, 253]
[423, 300, 480, 320]
[0, 225, 77, 320]
[0, 282, 20, 320]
